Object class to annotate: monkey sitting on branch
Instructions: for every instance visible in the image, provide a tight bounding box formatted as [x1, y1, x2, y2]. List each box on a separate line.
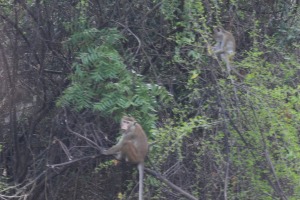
[211, 26, 243, 77]
[102, 116, 148, 200]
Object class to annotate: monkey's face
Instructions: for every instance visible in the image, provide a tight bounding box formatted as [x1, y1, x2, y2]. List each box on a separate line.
[121, 119, 131, 131]
[213, 28, 223, 41]
[214, 27, 226, 40]
[121, 116, 137, 133]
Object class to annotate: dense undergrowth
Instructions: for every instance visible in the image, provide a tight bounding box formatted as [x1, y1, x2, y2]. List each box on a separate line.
[0, 0, 299, 199]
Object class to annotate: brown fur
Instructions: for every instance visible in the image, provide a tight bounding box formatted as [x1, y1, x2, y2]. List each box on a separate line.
[102, 116, 148, 200]
[104, 116, 148, 163]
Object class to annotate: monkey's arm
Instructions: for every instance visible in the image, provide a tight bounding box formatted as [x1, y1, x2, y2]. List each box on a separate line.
[214, 48, 225, 54]
[214, 35, 228, 55]
[102, 130, 136, 155]
[102, 140, 123, 155]
[213, 42, 226, 54]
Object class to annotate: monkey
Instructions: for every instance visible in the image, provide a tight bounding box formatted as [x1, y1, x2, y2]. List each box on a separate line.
[213, 26, 236, 74]
[212, 27, 243, 102]
[102, 116, 148, 200]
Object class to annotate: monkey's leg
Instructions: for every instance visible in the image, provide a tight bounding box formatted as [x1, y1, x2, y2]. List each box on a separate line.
[122, 141, 139, 163]
[221, 54, 231, 74]
[103, 143, 122, 155]
[122, 142, 144, 199]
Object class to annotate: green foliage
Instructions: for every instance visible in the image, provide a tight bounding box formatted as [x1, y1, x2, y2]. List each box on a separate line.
[2, 0, 299, 199]
[58, 28, 171, 130]
[151, 114, 210, 166]
[158, 1, 300, 198]
[161, 0, 212, 86]
[94, 160, 115, 172]
[221, 35, 300, 198]
[161, 0, 182, 21]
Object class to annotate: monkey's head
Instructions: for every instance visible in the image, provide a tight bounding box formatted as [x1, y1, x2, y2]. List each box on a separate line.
[213, 26, 225, 40]
[121, 116, 137, 132]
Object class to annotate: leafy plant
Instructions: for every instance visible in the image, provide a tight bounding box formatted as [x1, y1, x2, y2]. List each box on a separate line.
[58, 28, 171, 130]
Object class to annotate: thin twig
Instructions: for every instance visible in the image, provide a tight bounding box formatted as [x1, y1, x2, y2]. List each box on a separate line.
[63, 108, 102, 151]
[144, 168, 198, 200]
[112, 20, 142, 58]
[47, 155, 99, 168]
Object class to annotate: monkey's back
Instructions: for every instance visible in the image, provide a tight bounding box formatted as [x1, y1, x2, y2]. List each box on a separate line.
[133, 124, 148, 163]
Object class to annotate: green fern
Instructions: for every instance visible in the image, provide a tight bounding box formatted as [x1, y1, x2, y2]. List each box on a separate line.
[57, 28, 170, 131]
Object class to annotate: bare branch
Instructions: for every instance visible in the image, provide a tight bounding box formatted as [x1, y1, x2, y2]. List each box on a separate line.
[112, 20, 141, 58]
[144, 168, 198, 200]
[54, 137, 73, 160]
[47, 155, 99, 168]
[63, 108, 103, 151]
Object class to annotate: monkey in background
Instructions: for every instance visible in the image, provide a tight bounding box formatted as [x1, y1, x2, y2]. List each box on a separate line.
[102, 116, 148, 200]
[212, 26, 236, 74]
